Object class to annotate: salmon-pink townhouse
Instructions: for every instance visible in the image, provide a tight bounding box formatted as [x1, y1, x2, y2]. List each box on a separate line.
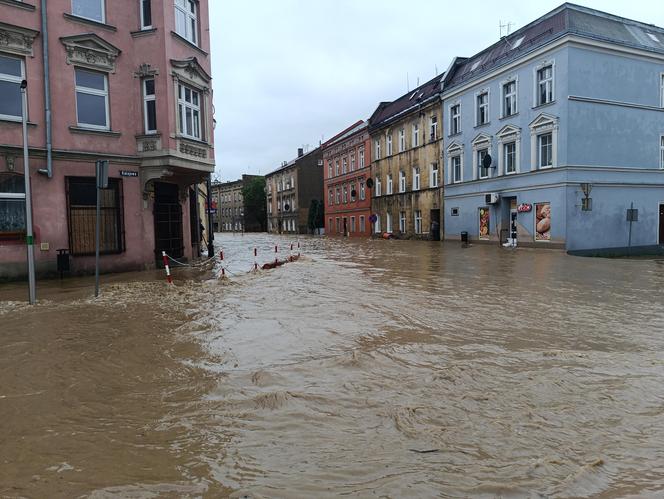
[0, 0, 215, 279]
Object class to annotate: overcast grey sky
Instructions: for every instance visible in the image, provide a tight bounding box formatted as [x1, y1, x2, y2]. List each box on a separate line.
[209, 0, 663, 181]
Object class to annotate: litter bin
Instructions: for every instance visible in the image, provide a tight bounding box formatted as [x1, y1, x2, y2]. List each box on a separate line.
[460, 231, 469, 245]
[57, 248, 70, 277]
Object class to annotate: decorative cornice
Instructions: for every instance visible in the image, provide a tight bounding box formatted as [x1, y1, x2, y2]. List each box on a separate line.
[133, 63, 159, 78]
[0, 21, 39, 56]
[170, 57, 211, 84]
[60, 33, 121, 73]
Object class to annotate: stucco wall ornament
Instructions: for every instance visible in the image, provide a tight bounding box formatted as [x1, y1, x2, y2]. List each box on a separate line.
[0, 21, 39, 56]
[60, 34, 121, 73]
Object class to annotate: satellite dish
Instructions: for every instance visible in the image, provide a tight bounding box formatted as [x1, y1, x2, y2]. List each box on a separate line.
[366, 178, 374, 188]
[351, 189, 357, 198]
[482, 154, 493, 169]
[284, 203, 290, 211]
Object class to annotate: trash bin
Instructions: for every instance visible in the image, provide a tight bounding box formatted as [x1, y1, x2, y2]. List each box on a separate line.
[460, 231, 469, 245]
[57, 248, 70, 277]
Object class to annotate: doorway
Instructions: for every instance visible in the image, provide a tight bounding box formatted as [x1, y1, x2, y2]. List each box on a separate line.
[153, 182, 183, 265]
[429, 209, 440, 240]
[659, 203, 664, 245]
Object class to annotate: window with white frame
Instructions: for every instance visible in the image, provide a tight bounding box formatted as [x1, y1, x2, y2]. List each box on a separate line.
[452, 155, 462, 183]
[350, 153, 355, 171]
[75, 68, 109, 129]
[375, 176, 382, 196]
[374, 214, 381, 233]
[350, 183, 356, 201]
[413, 167, 420, 190]
[399, 211, 406, 232]
[386, 212, 392, 233]
[503, 80, 517, 117]
[177, 83, 201, 139]
[659, 135, 663, 168]
[72, 0, 105, 22]
[359, 147, 365, 167]
[660, 73, 664, 108]
[0, 173, 26, 240]
[478, 149, 489, 179]
[0, 54, 24, 121]
[536, 64, 554, 106]
[175, 0, 198, 45]
[375, 139, 381, 160]
[143, 78, 157, 134]
[335, 160, 339, 176]
[538, 133, 553, 168]
[359, 215, 365, 232]
[387, 134, 393, 156]
[430, 115, 438, 141]
[360, 181, 365, 200]
[414, 210, 422, 234]
[328, 189, 333, 206]
[386, 174, 393, 194]
[504, 142, 517, 174]
[399, 170, 406, 192]
[342, 157, 347, 174]
[430, 163, 438, 187]
[412, 123, 419, 147]
[450, 104, 461, 135]
[335, 187, 340, 204]
[140, 0, 152, 29]
[343, 184, 348, 203]
[327, 160, 332, 178]
[476, 91, 489, 126]
[399, 128, 405, 152]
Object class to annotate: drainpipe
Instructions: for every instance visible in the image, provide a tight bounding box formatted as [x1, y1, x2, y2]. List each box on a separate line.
[38, 0, 53, 178]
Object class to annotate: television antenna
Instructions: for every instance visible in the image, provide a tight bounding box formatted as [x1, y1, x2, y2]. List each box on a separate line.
[499, 20, 514, 37]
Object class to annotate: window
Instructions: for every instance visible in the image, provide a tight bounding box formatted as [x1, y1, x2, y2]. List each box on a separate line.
[387, 134, 393, 156]
[660, 136, 664, 169]
[374, 214, 381, 233]
[359, 181, 366, 200]
[478, 149, 489, 179]
[414, 210, 422, 234]
[350, 153, 356, 171]
[0, 174, 25, 240]
[359, 215, 365, 233]
[72, 0, 104, 23]
[341, 157, 347, 174]
[430, 115, 438, 141]
[350, 216, 356, 233]
[476, 91, 489, 125]
[412, 123, 419, 147]
[537, 65, 554, 106]
[398, 128, 405, 152]
[0, 54, 24, 121]
[430, 163, 439, 188]
[450, 104, 460, 135]
[175, 0, 198, 45]
[75, 68, 109, 129]
[452, 155, 462, 183]
[375, 176, 381, 196]
[399, 170, 406, 193]
[504, 142, 517, 174]
[359, 147, 365, 167]
[413, 167, 420, 190]
[143, 78, 157, 134]
[336, 217, 341, 234]
[538, 133, 553, 168]
[335, 160, 339, 176]
[660, 74, 664, 108]
[177, 83, 201, 139]
[66, 177, 124, 255]
[335, 188, 340, 204]
[343, 185, 348, 203]
[503, 80, 517, 117]
[375, 139, 381, 160]
[399, 211, 406, 232]
[328, 189, 333, 206]
[386, 174, 393, 195]
[386, 212, 393, 233]
[327, 160, 332, 178]
[350, 183, 356, 201]
[140, 0, 152, 29]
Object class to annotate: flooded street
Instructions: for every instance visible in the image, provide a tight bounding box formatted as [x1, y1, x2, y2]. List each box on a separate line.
[2, 233, 664, 498]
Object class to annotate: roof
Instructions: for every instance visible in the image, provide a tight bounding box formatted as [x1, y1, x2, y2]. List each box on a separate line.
[443, 3, 664, 92]
[266, 147, 321, 176]
[322, 120, 367, 150]
[368, 73, 444, 130]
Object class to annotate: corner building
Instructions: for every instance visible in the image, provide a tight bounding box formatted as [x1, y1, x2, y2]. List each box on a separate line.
[368, 75, 444, 239]
[0, 0, 215, 279]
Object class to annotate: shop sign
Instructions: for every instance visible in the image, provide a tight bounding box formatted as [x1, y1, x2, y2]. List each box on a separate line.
[517, 203, 532, 213]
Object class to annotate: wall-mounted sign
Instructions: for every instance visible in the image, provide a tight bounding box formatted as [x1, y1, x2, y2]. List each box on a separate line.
[120, 170, 139, 177]
[369, 214, 377, 223]
[517, 203, 532, 213]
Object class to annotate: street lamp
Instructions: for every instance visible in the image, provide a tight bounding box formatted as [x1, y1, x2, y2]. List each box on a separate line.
[20, 79, 36, 305]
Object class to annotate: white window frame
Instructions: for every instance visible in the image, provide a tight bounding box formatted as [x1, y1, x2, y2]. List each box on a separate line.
[496, 125, 521, 176]
[375, 176, 382, 196]
[343, 184, 348, 203]
[430, 115, 438, 141]
[360, 181, 365, 200]
[174, 0, 198, 46]
[529, 113, 558, 170]
[335, 187, 340, 204]
[661, 135, 664, 169]
[140, 0, 152, 29]
[534, 60, 555, 107]
[177, 82, 201, 140]
[471, 134, 492, 181]
[475, 89, 490, 126]
[430, 163, 439, 188]
[412, 123, 419, 147]
[72, 0, 105, 23]
[327, 160, 332, 178]
[75, 68, 109, 130]
[0, 54, 24, 122]
[386, 134, 393, 156]
[447, 142, 464, 184]
[503, 141, 517, 174]
[386, 174, 393, 195]
[399, 211, 406, 232]
[414, 210, 422, 234]
[386, 212, 393, 233]
[501, 77, 518, 118]
[143, 77, 157, 134]
[412, 166, 420, 190]
[359, 147, 365, 168]
[451, 155, 462, 183]
[398, 128, 405, 152]
[350, 216, 356, 233]
[449, 103, 461, 135]
[375, 139, 381, 160]
[399, 170, 406, 193]
[477, 149, 490, 179]
[374, 214, 381, 234]
[350, 153, 356, 171]
[537, 133, 553, 169]
[335, 160, 339, 176]
[342, 157, 347, 174]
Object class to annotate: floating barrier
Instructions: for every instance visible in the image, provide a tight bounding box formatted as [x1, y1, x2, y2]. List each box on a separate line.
[162, 251, 173, 285]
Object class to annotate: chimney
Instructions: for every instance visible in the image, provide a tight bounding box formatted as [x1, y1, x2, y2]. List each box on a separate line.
[297, 147, 304, 157]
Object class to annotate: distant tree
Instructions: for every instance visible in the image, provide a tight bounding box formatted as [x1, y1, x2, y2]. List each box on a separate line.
[307, 199, 324, 234]
[242, 177, 267, 232]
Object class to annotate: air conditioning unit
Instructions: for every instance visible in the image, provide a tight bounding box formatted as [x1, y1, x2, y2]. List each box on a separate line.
[485, 192, 500, 204]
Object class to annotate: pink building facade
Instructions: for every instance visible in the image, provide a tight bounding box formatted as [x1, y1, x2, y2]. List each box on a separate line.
[0, 0, 215, 279]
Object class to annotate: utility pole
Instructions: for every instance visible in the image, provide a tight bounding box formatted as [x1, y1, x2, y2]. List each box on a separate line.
[20, 80, 36, 305]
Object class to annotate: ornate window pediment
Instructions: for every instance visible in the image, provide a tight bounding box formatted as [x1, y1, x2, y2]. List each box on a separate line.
[529, 112, 558, 133]
[170, 57, 211, 90]
[446, 140, 463, 153]
[0, 21, 39, 57]
[471, 132, 492, 149]
[496, 124, 521, 142]
[60, 33, 121, 73]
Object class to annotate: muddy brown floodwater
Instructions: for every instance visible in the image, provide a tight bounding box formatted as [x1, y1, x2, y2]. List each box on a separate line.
[2, 233, 664, 498]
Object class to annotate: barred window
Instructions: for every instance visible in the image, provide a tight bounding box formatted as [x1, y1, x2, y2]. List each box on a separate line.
[66, 177, 124, 255]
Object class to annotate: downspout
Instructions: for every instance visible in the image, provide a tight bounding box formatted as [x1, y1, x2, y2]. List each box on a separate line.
[38, 0, 53, 178]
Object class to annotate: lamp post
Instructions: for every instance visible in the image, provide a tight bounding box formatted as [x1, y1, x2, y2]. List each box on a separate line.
[20, 79, 36, 305]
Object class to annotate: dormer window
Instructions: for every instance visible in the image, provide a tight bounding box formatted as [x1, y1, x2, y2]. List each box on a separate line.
[72, 0, 105, 23]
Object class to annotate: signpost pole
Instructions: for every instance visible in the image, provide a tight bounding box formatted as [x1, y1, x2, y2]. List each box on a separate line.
[94, 160, 109, 298]
[627, 202, 634, 255]
[21, 81, 36, 305]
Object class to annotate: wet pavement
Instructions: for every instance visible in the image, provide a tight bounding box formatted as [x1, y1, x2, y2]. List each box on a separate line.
[1, 233, 664, 498]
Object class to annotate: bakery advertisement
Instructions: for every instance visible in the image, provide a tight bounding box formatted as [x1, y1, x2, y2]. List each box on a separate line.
[479, 207, 490, 240]
[535, 202, 551, 241]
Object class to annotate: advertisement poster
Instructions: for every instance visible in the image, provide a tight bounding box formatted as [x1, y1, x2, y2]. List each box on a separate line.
[535, 202, 551, 241]
[479, 207, 490, 240]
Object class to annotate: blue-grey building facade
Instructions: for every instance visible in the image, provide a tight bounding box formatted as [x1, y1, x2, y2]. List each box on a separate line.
[441, 3, 664, 254]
